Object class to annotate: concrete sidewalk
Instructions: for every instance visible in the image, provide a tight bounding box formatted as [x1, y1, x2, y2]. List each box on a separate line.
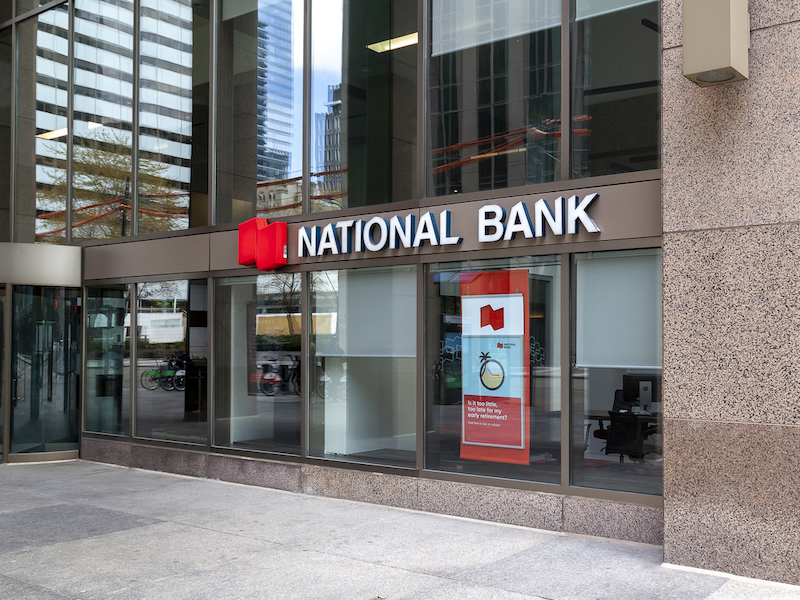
[0, 461, 797, 600]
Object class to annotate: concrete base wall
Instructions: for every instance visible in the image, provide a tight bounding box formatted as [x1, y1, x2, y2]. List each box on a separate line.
[81, 437, 663, 546]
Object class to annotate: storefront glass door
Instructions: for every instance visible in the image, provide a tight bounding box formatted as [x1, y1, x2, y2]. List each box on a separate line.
[10, 286, 81, 454]
[1, 287, 4, 462]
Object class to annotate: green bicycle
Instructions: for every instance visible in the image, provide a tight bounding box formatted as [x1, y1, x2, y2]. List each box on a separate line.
[140, 355, 180, 391]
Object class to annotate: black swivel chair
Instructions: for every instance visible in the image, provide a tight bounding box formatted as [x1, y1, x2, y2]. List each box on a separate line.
[593, 389, 660, 461]
[604, 411, 659, 460]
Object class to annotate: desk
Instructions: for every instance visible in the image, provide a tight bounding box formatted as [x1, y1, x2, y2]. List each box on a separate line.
[587, 409, 661, 426]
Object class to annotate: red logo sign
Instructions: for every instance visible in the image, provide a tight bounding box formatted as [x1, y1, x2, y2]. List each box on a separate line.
[480, 305, 504, 330]
[238, 218, 288, 271]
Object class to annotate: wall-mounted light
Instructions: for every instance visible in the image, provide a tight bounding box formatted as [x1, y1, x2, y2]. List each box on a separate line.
[367, 32, 418, 54]
[683, 0, 750, 87]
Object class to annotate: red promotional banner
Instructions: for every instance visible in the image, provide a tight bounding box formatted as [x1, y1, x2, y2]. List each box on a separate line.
[460, 270, 530, 465]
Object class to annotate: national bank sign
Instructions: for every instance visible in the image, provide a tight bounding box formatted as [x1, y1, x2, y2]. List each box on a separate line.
[239, 193, 600, 270]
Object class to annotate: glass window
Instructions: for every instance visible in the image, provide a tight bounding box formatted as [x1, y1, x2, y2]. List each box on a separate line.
[135, 279, 207, 443]
[570, 0, 660, 177]
[0, 27, 10, 241]
[428, 0, 561, 196]
[310, 0, 417, 211]
[138, 0, 210, 232]
[309, 266, 416, 467]
[214, 274, 301, 454]
[425, 256, 561, 482]
[10, 286, 81, 453]
[15, 4, 70, 243]
[216, 0, 304, 224]
[70, 0, 135, 241]
[85, 285, 130, 435]
[571, 248, 662, 494]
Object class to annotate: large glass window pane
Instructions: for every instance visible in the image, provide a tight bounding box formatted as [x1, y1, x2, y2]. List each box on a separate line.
[10, 286, 81, 454]
[0, 27, 10, 241]
[71, 0, 135, 241]
[214, 274, 301, 454]
[570, 0, 660, 177]
[135, 279, 207, 443]
[15, 5, 70, 243]
[309, 266, 416, 467]
[571, 248, 662, 494]
[310, 0, 417, 212]
[216, 0, 304, 224]
[428, 0, 560, 197]
[138, 0, 210, 233]
[85, 285, 130, 435]
[425, 257, 561, 482]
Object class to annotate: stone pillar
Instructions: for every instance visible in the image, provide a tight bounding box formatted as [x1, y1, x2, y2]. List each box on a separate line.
[661, 1, 800, 585]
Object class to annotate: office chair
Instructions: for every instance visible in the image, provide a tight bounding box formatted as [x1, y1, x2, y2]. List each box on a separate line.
[593, 390, 660, 461]
[604, 411, 659, 461]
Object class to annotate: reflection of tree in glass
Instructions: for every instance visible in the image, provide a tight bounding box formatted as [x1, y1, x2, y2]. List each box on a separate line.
[137, 281, 188, 304]
[256, 272, 339, 337]
[37, 128, 188, 240]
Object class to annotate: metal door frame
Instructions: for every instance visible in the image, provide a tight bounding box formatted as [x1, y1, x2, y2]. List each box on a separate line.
[1, 284, 80, 463]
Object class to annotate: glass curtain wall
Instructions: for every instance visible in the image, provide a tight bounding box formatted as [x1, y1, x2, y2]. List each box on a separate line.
[11, 0, 211, 243]
[138, 0, 210, 232]
[570, 0, 660, 177]
[309, 266, 416, 467]
[135, 279, 207, 443]
[425, 256, 561, 482]
[428, 0, 561, 196]
[10, 286, 81, 454]
[571, 248, 662, 495]
[310, 0, 417, 212]
[85, 285, 130, 435]
[214, 273, 302, 454]
[70, 0, 135, 241]
[15, 4, 70, 243]
[216, 0, 304, 225]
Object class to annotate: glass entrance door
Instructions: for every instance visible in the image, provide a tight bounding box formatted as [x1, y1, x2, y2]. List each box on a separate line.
[1, 286, 5, 462]
[10, 286, 81, 455]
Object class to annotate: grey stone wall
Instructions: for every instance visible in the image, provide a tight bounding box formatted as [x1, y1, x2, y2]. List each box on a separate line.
[662, 1, 800, 584]
[81, 438, 663, 546]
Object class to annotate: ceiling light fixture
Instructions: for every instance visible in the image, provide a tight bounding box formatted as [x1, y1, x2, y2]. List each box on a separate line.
[367, 32, 418, 53]
[36, 127, 67, 140]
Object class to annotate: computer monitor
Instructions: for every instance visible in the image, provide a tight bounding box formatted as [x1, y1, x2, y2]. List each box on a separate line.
[622, 373, 661, 406]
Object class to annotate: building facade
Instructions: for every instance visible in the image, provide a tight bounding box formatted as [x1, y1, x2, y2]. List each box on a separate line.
[0, 0, 797, 585]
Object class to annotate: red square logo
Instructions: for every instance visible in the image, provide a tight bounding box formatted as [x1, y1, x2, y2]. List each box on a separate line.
[238, 218, 288, 271]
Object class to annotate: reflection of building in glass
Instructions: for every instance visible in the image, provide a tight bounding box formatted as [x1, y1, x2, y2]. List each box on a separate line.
[314, 84, 343, 195]
[256, 0, 294, 183]
[32, 0, 197, 240]
[137, 0, 196, 233]
[430, 28, 561, 196]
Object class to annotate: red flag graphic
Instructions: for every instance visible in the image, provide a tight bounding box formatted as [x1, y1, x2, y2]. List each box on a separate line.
[480, 305, 504, 330]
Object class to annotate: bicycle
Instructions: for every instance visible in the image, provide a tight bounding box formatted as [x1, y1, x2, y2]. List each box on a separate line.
[259, 361, 282, 396]
[140, 354, 182, 391]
